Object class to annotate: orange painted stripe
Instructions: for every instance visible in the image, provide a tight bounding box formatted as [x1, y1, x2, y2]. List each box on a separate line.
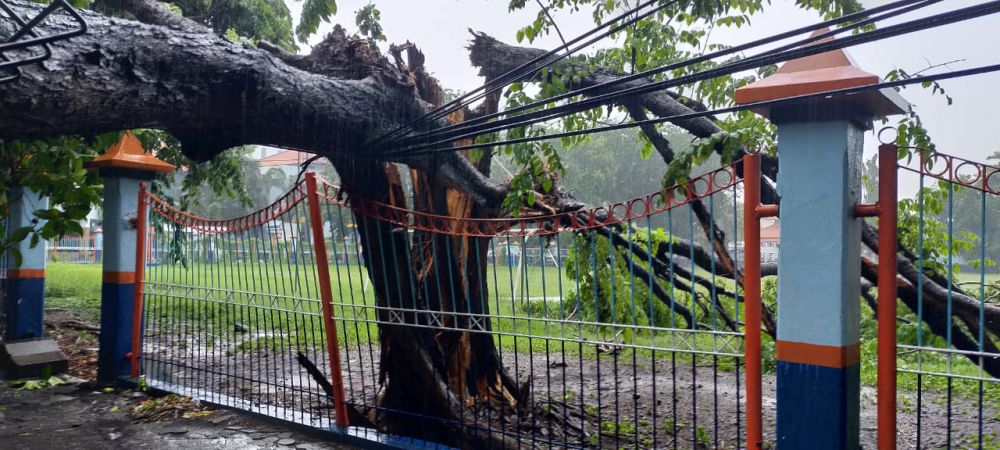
[103, 271, 136, 284]
[7, 268, 45, 279]
[777, 340, 860, 369]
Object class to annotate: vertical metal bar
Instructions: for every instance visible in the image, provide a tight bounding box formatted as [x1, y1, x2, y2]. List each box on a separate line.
[733, 182, 743, 450]
[945, 175, 954, 449]
[876, 143, 898, 450]
[743, 154, 763, 450]
[305, 173, 350, 428]
[916, 151, 925, 447]
[977, 186, 986, 450]
[130, 182, 149, 378]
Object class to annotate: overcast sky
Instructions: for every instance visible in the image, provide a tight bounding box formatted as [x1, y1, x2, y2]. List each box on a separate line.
[288, 0, 1000, 194]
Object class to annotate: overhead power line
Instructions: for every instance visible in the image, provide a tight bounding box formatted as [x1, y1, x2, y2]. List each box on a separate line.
[380, 0, 944, 155]
[364, 0, 681, 148]
[377, 0, 1000, 158]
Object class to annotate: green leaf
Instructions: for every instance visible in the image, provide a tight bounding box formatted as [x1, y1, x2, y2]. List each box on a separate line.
[10, 226, 31, 243]
[355, 4, 386, 45]
[296, 0, 337, 43]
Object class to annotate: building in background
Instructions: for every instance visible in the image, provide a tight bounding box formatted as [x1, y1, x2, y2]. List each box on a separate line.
[760, 217, 780, 264]
[728, 217, 781, 265]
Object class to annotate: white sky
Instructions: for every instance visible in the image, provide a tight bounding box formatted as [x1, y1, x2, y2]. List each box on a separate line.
[288, 0, 1000, 194]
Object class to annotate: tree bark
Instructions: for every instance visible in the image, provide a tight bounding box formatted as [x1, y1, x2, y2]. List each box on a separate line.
[1, 4, 411, 159]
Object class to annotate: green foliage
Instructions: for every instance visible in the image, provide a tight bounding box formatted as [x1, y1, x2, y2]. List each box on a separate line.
[10, 377, 65, 390]
[663, 418, 677, 435]
[1, 130, 258, 263]
[355, 4, 385, 48]
[0, 137, 105, 263]
[600, 419, 636, 436]
[296, 0, 337, 43]
[694, 425, 710, 447]
[501, 0, 869, 208]
[896, 181, 982, 276]
[664, 110, 774, 187]
[10, 366, 67, 390]
[791, 0, 863, 19]
[565, 227, 693, 332]
[168, 0, 298, 51]
[224, 28, 258, 46]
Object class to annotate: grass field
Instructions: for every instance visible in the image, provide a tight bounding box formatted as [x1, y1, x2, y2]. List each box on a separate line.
[46, 261, 740, 360]
[46, 263, 104, 323]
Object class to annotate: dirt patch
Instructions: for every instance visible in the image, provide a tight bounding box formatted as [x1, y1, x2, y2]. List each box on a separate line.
[44, 308, 100, 380]
[0, 384, 356, 450]
[1, 311, 358, 450]
[54, 310, 998, 449]
[152, 337, 1000, 449]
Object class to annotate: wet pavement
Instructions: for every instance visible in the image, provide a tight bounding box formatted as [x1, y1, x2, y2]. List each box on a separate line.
[0, 382, 359, 450]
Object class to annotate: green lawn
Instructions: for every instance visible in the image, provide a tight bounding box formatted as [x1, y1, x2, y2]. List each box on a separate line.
[46, 262, 103, 323]
[46, 261, 735, 361]
[956, 272, 1000, 283]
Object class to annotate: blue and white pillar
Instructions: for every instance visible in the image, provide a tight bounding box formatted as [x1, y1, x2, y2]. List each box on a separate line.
[735, 31, 906, 449]
[3, 186, 48, 340]
[87, 132, 173, 383]
[95, 176, 143, 383]
[772, 117, 865, 449]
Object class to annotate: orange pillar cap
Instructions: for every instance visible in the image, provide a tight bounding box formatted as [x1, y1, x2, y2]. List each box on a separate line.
[86, 131, 174, 173]
[734, 29, 907, 117]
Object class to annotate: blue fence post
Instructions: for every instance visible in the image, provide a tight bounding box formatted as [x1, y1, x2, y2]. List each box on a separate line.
[3, 186, 49, 340]
[735, 30, 906, 449]
[87, 132, 173, 384]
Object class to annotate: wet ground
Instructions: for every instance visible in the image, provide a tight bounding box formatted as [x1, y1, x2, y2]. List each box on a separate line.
[0, 310, 358, 450]
[5, 310, 997, 449]
[0, 382, 357, 450]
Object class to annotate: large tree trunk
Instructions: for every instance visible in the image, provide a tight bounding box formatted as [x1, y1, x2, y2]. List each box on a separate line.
[331, 155, 524, 448]
[324, 46, 530, 447]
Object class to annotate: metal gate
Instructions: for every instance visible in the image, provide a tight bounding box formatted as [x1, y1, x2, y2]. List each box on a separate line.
[134, 164, 760, 448]
[883, 144, 1000, 449]
[134, 180, 347, 429]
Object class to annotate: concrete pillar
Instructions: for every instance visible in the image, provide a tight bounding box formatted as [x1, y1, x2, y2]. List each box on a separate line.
[86, 132, 173, 383]
[735, 30, 906, 449]
[3, 187, 49, 340]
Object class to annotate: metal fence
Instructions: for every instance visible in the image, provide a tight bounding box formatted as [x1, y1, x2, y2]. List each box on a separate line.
[138, 181, 343, 430]
[887, 147, 1000, 449]
[136, 164, 755, 448]
[47, 236, 102, 264]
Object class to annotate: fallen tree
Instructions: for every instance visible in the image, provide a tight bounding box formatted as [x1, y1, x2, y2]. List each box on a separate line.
[2, 1, 998, 447]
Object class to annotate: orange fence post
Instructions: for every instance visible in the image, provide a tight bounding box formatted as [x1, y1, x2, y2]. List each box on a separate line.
[130, 181, 148, 378]
[305, 172, 351, 428]
[743, 154, 763, 450]
[876, 143, 898, 449]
